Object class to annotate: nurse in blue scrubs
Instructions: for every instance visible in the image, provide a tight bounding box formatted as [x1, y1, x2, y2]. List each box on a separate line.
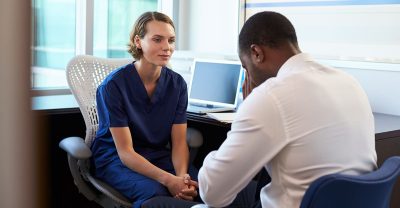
[91, 11, 198, 208]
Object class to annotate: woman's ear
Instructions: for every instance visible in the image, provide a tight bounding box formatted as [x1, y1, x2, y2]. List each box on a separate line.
[134, 35, 141, 49]
[250, 44, 264, 64]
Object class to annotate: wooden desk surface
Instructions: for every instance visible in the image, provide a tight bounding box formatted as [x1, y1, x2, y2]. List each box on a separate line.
[32, 94, 400, 134]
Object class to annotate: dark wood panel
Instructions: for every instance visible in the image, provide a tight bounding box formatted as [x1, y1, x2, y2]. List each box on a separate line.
[41, 111, 101, 208]
[188, 120, 230, 169]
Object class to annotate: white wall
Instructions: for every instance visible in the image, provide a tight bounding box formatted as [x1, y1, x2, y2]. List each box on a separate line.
[176, 0, 239, 55]
[0, 1, 40, 208]
[244, 2, 400, 116]
[172, 0, 241, 83]
[338, 67, 400, 116]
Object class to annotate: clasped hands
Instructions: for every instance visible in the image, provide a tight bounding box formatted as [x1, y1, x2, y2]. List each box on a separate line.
[167, 173, 198, 201]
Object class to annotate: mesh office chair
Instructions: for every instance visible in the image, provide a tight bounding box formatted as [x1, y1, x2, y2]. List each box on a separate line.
[59, 55, 203, 207]
[300, 156, 400, 208]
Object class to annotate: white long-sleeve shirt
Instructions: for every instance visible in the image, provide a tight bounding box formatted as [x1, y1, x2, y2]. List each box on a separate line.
[198, 53, 377, 208]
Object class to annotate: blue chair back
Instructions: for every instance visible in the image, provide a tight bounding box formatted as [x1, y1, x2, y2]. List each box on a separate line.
[300, 156, 400, 208]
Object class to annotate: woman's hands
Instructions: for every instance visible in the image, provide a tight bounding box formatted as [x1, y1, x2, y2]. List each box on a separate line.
[165, 174, 198, 201]
[176, 174, 198, 201]
[165, 174, 189, 197]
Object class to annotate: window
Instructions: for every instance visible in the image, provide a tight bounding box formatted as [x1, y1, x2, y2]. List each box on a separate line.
[32, 0, 76, 89]
[93, 0, 158, 58]
[32, 0, 160, 90]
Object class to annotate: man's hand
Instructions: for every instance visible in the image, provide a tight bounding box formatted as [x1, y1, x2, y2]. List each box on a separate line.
[242, 70, 255, 100]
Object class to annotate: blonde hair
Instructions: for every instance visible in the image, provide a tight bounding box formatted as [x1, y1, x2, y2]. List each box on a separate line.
[128, 11, 175, 60]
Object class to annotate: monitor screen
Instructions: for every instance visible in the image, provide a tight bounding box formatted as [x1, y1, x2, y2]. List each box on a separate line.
[189, 59, 242, 107]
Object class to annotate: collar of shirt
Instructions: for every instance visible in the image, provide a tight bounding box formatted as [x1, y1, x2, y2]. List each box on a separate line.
[276, 53, 313, 78]
[131, 62, 167, 106]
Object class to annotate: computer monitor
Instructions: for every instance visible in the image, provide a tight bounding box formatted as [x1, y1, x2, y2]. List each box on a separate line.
[188, 58, 243, 110]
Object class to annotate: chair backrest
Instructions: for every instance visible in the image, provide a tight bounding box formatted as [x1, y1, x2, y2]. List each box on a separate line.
[300, 156, 400, 208]
[66, 55, 131, 146]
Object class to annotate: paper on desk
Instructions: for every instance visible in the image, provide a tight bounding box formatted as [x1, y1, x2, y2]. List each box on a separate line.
[206, 112, 236, 123]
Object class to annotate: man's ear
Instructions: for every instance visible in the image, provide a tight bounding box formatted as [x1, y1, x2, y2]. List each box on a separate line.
[250, 44, 264, 64]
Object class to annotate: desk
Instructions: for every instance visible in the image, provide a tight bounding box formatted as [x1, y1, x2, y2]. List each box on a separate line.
[32, 94, 400, 165]
[33, 94, 400, 208]
[32, 94, 400, 133]
[187, 112, 231, 128]
[33, 93, 400, 168]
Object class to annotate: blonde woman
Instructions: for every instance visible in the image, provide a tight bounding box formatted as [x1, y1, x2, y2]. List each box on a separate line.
[92, 12, 198, 208]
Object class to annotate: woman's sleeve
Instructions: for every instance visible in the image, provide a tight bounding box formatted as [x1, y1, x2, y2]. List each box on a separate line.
[98, 81, 129, 127]
[173, 79, 188, 124]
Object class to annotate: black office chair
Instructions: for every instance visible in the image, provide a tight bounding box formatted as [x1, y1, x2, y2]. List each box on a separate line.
[300, 156, 400, 208]
[59, 55, 203, 207]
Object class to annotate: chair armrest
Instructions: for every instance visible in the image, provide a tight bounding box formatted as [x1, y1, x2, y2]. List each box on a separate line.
[59, 136, 92, 159]
[187, 128, 203, 148]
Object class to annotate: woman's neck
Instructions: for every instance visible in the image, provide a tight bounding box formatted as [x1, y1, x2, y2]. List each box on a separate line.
[134, 59, 162, 84]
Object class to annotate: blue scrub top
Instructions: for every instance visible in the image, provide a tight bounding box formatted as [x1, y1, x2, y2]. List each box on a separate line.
[91, 62, 188, 169]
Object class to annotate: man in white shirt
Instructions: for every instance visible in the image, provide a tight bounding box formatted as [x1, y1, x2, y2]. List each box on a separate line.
[197, 11, 377, 208]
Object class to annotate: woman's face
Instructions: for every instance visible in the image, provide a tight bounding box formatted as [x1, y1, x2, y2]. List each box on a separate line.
[137, 20, 175, 66]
